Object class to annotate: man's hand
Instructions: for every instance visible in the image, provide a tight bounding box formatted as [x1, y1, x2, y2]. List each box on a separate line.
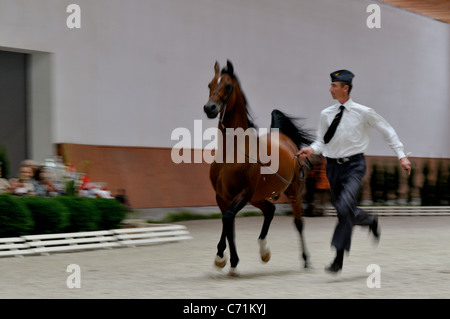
[296, 146, 314, 159]
[400, 157, 411, 175]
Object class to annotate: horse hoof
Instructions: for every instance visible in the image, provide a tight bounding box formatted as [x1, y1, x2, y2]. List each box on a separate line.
[261, 251, 271, 263]
[258, 239, 271, 263]
[228, 267, 239, 277]
[214, 255, 226, 269]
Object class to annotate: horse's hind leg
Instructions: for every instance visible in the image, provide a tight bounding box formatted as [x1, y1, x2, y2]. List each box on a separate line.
[285, 185, 310, 268]
[294, 211, 309, 268]
[252, 200, 275, 263]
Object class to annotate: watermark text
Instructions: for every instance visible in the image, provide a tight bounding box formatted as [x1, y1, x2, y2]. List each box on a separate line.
[366, 264, 381, 288]
[66, 4, 81, 29]
[366, 4, 381, 28]
[171, 120, 280, 174]
[66, 264, 81, 288]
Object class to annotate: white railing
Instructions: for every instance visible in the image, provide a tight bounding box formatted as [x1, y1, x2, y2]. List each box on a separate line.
[112, 225, 192, 247]
[323, 206, 450, 216]
[0, 224, 192, 258]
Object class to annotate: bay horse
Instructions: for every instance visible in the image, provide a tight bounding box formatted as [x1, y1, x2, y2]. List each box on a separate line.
[203, 60, 314, 275]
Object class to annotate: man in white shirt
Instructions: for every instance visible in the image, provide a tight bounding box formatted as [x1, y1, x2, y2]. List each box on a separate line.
[297, 69, 411, 274]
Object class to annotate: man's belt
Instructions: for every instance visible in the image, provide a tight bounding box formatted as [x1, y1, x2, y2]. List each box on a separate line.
[326, 153, 364, 164]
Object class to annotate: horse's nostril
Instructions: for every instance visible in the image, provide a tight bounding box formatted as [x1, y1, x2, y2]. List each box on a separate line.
[204, 103, 219, 118]
[204, 103, 217, 113]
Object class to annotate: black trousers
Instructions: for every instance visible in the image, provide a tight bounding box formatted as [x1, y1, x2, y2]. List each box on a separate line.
[326, 155, 375, 252]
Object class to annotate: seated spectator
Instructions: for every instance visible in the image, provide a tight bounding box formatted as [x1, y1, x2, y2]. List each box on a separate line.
[20, 159, 38, 173]
[10, 165, 35, 196]
[0, 162, 11, 194]
[31, 166, 50, 197]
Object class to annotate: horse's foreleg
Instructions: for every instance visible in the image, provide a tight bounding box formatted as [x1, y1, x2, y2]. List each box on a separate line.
[222, 195, 251, 274]
[215, 230, 227, 268]
[222, 210, 238, 274]
[215, 195, 228, 268]
[253, 200, 275, 263]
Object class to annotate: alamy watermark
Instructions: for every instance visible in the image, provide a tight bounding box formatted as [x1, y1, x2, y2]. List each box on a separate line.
[366, 4, 381, 29]
[66, 4, 81, 29]
[366, 264, 381, 288]
[65, 3, 380, 30]
[66, 264, 81, 288]
[171, 120, 280, 174]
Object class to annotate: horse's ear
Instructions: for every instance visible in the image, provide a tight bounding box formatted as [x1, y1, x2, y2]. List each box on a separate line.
[226, 60, 234, 76]
[214, 61, 220, 75]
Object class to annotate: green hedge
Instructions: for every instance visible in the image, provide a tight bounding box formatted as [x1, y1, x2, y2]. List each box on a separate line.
[22, 197, 70, 234]
[92, 198, 126, 230]
[56, 196, 102, 232]
[0, 195, 127, 237]
[0, 194, 34, 237]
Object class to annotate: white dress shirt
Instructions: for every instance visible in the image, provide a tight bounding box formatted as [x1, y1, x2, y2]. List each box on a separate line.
[310, 98, 406, 159]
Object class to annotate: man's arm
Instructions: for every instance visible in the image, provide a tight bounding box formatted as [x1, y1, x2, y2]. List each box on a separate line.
[297, 111, 327, 158]
[367, 108, 411, 175]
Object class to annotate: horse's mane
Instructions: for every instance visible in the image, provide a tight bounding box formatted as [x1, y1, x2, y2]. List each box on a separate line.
[220, 64, 313, 147]
[270, 109, 314, 148]
[221, 67, 256, 129]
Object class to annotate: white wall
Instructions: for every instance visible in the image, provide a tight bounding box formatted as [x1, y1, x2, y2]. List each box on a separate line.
[0, 0, 448, 158]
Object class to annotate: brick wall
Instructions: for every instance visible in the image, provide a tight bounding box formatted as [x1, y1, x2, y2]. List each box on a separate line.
[58, 143, 449, 209]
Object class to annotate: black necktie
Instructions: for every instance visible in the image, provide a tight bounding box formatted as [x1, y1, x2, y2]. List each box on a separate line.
[323, 105, 345, 144]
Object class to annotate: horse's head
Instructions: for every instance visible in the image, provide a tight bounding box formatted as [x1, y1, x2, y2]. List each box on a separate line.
[204, 60, 236, 119]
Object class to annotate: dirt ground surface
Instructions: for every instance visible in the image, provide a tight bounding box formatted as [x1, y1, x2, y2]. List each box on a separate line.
[1, 215, 449, 299]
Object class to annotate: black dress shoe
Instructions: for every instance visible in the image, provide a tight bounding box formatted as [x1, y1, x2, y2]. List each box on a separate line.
[369, 215, 380, 240]
[324, 261, 342, 274]
[325, 250, 344, 274]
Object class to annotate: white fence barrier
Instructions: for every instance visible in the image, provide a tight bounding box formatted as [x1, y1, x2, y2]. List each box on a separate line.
[112, 225, 192, 247]
[0, 237, 33, 257]
[0, 224, 192, 258]
[22, 230, 121, 255]
[323, 206, 450, 216]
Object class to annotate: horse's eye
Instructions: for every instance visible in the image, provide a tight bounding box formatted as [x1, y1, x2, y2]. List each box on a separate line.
[225, 83, 232, 91]
[208, 83, 211, 89]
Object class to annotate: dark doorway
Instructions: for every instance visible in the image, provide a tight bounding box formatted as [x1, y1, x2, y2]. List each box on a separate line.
[0, 50, 28, 178]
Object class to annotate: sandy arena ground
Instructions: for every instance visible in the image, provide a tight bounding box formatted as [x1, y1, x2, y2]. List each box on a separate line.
[0, 215, 449, 299]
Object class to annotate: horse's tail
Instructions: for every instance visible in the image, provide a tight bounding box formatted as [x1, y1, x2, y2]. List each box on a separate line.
[270, 109, 314, 149]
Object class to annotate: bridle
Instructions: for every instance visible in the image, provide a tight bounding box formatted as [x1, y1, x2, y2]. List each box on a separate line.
[218, 80, 235, 131]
